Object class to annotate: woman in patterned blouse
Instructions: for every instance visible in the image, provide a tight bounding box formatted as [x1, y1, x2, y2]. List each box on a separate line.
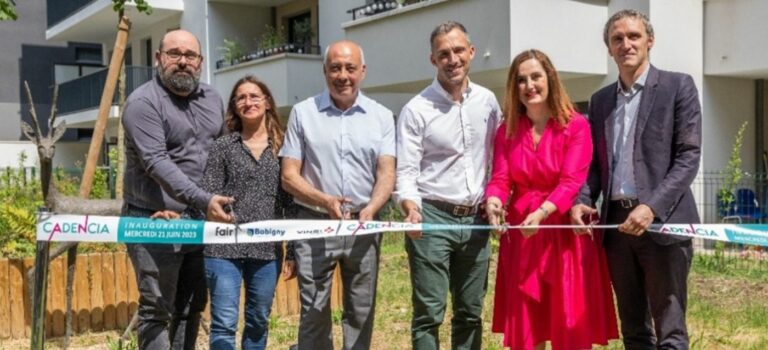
[201, 75, 296, 350]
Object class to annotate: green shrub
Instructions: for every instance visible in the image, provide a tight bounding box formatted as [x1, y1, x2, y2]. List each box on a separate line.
[0, 152, 118, 258]
[0, 153, 43, 258]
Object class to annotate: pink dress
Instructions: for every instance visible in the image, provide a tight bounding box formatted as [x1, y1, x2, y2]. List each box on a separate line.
[485, 114, 618, 350]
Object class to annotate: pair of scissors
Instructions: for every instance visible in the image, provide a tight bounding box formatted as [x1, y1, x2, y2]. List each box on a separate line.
[224, 203, 242, 241]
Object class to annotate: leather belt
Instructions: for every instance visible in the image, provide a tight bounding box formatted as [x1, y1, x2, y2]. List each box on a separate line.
[611, 198, 640, 209]
[423, 199, 477, 217]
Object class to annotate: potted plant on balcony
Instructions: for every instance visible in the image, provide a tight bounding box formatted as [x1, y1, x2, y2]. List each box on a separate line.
[717, 121, 748, 219]
[217, 38, 245, 69]
[293, 17, 315, 54]
[259, 25, 287, 57]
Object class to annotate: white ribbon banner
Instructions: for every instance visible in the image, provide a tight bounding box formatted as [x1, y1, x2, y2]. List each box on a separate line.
[34, 214, 768, 247]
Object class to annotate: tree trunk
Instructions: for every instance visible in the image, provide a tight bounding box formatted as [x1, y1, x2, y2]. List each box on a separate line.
[63, 245, 77, 347]
[116, 62, 126, 198]
[61, 17, 131, 347]
[79, 16, 131, 198]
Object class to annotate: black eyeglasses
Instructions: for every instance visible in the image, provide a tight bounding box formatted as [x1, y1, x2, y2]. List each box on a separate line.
[162, 50, 201, 63]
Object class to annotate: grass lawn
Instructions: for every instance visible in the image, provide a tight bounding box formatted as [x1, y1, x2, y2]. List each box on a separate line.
[265, 234, 768, 350]
[3, 235, 765, 349]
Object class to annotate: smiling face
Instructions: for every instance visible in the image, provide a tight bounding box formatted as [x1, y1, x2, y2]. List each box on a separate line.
[516, 58, 549, 110]
[323, 41, 366, 110]
[607, 17, 654, 75]
[232, 82, 269, 127]
[430, 28, 475, 90]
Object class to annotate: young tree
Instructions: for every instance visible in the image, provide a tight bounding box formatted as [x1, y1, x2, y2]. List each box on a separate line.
[0, 0, 17, 21]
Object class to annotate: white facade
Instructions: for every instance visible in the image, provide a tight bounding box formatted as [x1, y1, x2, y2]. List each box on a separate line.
[45, 0, 768, 176]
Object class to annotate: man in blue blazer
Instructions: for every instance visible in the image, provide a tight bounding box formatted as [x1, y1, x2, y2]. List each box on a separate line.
[571, 9, 702, 349]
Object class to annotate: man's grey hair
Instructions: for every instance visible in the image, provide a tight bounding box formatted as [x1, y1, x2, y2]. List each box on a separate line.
[323, 41, 366, 67]
[603, 9, 654, 46]
[429, 21, 470, 48]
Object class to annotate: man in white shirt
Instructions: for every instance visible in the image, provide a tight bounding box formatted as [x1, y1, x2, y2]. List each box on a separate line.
[395, 21, 501, 350]
[281, 40, 396, 350]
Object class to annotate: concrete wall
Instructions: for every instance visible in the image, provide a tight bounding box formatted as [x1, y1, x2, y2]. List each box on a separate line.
[114, 14, 183, 69]
[649, 0, 703, 87]
[0, 0, 58, 103]
[319, 0, 363, 50]
[0, 103, 21, 142]
[208, 2, 273, 65]
[55, 142, 93, 168]
[0, 0, 67, 141]
[343, 0, 511, 92]
[0, 142, 90, 169]
[704, 0, 768, 78]
[213, 54, 323, 108]
[365, 92, 420, 118]
[701, 77, 755, 173]
[101, 11, 184, 71]
[0, 143, 39, 168]
[509, 0, 606, 76]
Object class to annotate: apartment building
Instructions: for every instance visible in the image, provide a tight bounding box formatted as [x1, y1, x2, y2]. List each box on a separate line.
[0, 0, 103, 168]
[43, 0, 768, 219]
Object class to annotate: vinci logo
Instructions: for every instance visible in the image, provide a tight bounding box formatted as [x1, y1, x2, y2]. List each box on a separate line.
[42, 216, 110, 235]
[297, 226, 335, 235]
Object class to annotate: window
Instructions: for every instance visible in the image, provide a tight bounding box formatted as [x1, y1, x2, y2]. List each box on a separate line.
[288, 12, 312, 46]
[124, 46, 133, 66]
[54, 64, 105, 84]
[142, 37, 153, 66]
[75, 46, 102, 64]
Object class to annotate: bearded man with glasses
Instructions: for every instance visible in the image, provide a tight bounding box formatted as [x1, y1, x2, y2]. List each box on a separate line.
[122, 29, 234, 350]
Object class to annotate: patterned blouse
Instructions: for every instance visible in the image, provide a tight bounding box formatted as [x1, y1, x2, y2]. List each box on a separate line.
[200, 132, 295, 260]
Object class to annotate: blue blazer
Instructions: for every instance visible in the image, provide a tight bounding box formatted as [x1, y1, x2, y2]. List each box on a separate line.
[579, 65, 702, 245]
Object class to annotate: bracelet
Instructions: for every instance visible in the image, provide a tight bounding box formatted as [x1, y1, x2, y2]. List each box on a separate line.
[537, 206, 550, 217]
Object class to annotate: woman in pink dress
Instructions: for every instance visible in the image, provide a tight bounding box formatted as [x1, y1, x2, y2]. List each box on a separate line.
[485, 49, 618, 350]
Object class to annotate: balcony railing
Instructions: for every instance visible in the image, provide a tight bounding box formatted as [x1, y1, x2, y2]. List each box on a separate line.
[47, 0, 97, 28]
[216, 43, 321, 70]
[57, 66, 154, 115]
[347, 0, 431, 21]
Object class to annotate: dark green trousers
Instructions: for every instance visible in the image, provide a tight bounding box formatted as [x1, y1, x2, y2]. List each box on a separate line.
[406, 201, 491, 350]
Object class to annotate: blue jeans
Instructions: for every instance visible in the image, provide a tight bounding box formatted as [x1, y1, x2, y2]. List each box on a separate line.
[205, 258, 280, 350]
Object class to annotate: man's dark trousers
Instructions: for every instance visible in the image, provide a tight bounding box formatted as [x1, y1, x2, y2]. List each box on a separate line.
[605, 203, 693, 350]
[123, 204, 207, 350]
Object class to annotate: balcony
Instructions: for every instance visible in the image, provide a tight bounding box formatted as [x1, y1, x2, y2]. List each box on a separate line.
[57, 66, 153, 127]
[347, 0, 410, 21]
[342, 0, 606, 93]
[215, 43, 321, 70]
[46, 0, 183, 42]
[213, 49, 323, 113]
[705, 0, 768, 78]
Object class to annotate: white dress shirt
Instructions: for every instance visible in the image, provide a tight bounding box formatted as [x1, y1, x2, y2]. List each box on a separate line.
[394, 78, 501, 209]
